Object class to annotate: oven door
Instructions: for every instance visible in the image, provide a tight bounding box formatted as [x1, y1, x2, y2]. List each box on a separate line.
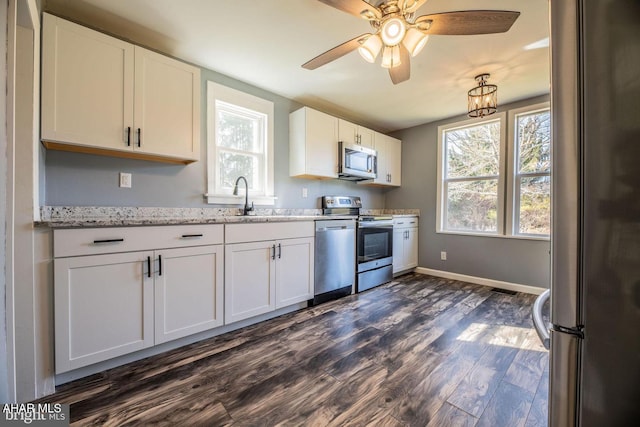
[357, 224, 393, 272]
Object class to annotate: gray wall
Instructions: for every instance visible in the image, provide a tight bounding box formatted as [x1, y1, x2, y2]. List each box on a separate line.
[386, 95, 551, 288]
[45, 68, 387, 209]
[1, 0, 10, 403]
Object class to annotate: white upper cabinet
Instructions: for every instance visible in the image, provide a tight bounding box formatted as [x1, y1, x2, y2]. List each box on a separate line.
[41, 13, 200, 164]
[373, 132, 402, 186]
[289, 107, 339, 179]
[133, 47, 200, 160]
[338, 119, 374, 148]
[41, 13, 134, 152]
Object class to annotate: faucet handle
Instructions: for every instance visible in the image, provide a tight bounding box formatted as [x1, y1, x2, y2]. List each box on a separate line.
[247, 202, 254, 212]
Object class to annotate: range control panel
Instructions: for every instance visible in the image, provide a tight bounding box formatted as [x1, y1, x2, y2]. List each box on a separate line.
[322, 196, 363, 209]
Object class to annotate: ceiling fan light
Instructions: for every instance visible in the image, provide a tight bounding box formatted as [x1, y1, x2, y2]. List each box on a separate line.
[381, 45, 401, 69]
[358, 34, 382, 63]
[402, 28, 429, 56]
[381, 18, 406, 46]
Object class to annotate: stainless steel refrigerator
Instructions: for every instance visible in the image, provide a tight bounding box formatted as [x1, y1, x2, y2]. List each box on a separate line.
[533, 0, 640, 425]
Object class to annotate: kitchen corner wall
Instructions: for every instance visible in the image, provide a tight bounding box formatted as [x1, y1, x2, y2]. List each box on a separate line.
[44, 68, 386, 209]
[386, 95, 551, 289]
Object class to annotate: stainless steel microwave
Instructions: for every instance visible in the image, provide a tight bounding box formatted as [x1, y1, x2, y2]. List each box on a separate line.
[338, 142, 377, 181]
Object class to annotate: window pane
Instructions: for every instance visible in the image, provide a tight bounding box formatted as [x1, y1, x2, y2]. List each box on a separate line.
[445, 121, 501, 178]
[517, 110, 551, 173]
[446, 179, 498, 232]
[218, 152, 261, 191]
[518, 175, 551, 235]
[217, 109, 262, 152]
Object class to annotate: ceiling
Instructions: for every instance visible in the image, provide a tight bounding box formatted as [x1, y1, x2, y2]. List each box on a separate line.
[43, 0, 551, 132]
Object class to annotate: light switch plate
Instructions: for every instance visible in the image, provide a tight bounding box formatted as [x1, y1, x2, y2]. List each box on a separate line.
[119, 172, 132, 188]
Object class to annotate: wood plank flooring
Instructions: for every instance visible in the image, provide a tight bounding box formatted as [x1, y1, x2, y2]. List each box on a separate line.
[41, 273, 549, 426]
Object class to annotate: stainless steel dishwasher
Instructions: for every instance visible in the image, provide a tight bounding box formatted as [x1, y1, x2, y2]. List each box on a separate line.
[312, 219, 356, 305]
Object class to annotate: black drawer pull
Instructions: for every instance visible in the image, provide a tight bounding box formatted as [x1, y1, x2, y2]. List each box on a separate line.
[137, 128, 141, 147]
[158, 255, 162, 276]
[93, 238, 124, 244]
[181, 234, 204, 238]
[147, 256, 151, 278]
[126, 127, 131, 146]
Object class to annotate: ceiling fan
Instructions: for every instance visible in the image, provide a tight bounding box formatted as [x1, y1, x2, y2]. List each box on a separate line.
[302, 0, 520, 85]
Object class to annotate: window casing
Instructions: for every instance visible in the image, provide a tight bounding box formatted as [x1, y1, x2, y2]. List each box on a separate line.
[206, 81, 275, 205]
[437, 103, 550, 239]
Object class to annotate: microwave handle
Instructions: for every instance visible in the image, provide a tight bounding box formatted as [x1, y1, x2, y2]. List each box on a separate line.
[369, 154, 377, 174]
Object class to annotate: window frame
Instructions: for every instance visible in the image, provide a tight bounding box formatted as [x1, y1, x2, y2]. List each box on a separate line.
[206, 81, 275, 205]
[506, 103, 551, 239]
[436, 112, 507, 236]
[437, 102, 551, 240]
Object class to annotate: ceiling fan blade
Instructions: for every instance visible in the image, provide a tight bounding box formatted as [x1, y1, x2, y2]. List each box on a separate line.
[415, 10, 520, 35]
[389, 44, 411, 85]
[302, 34, 369, 70]
[317, 0, 381, 20]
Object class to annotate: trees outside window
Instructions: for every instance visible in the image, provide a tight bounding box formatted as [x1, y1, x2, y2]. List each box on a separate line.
[206, 82, 274, 205]
[437, 103, 550, 239]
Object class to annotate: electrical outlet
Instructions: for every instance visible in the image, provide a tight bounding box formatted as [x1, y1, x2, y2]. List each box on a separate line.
[440, 251, 447, 261]
[119, 172, 132, 188]
[302, 187, 308, 198]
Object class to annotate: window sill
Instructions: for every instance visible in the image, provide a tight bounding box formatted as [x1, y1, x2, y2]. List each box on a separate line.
[205, 194, 277, 206]
[436, 230, 550, 242]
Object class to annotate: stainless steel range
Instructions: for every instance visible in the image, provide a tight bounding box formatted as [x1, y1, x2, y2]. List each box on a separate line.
[321, 196, 393, 293]
[356, 214, 393, 292]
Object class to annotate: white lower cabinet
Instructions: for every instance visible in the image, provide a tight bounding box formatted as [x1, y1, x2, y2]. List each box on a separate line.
[54, 251, 155, 373]
[53, 225, 224, 373]
[154, 245, 224, 344]
[224, 222, 315, 324]
[393, 217, 419, 274]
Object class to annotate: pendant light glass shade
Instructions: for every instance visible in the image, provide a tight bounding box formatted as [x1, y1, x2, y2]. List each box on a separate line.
[358, 34, 383, 63]
[380, 18, 406, 46]
[381, 45, 401, 68]
[402, 28, 429, 57]
[468, 73, 498, 118]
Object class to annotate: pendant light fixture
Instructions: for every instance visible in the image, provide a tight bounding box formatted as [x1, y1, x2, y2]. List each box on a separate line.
[468, 73, 498, 118]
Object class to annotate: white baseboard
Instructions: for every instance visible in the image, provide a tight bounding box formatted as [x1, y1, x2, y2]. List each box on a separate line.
[414, 267, 547, 295]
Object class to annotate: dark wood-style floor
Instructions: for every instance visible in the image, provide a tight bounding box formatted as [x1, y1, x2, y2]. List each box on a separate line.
[45, 273, 549, 426]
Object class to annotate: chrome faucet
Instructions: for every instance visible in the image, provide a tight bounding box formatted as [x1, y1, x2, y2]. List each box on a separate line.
[233, 176, 254, 216]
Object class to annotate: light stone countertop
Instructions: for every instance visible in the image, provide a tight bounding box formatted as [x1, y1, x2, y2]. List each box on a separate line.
[36, 206, 419, 228]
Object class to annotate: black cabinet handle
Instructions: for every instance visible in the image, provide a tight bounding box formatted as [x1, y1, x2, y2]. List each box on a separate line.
[278, 243, 282, 259]
[158, 255, 162, 276]
[93, 238, 124, 244]
[147, 256, 151, 278]
[126, 127, 131, 146]
[137, 128, 141, 147]
[181, 234, 204, 238]
[271, 244, 276, 260]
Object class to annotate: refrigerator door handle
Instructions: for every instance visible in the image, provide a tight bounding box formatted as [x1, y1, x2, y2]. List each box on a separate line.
[532, 289, 551, 350]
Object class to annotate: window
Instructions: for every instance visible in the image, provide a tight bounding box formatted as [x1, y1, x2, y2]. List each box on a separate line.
[206, 81, 275, 205]
[437, 103, 550, 239]
[509, 106, 551, 236]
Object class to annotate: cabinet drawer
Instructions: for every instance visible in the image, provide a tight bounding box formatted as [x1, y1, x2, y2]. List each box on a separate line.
[225, 221, 314, 244]
[54, 224, 224, 257]
[393, 217, 418, 229]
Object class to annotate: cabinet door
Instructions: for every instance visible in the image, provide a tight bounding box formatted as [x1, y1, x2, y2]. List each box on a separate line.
[134, 46, 200, 161]
[338, 119, 358, 145]
[406, 228, 419, 269]
[392, 229, 407, 273]
[373, 133, 389, 184]
[155, 245, 224, 344]
[54, 251, 153, 373]
[275, 237, 314, 308]
[225, 241, 276, 324]
[358, 126, 375, 148]
[41, 13, 134, 151]
[387, 136, 402, 186]
[305, 108, 339, 178]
